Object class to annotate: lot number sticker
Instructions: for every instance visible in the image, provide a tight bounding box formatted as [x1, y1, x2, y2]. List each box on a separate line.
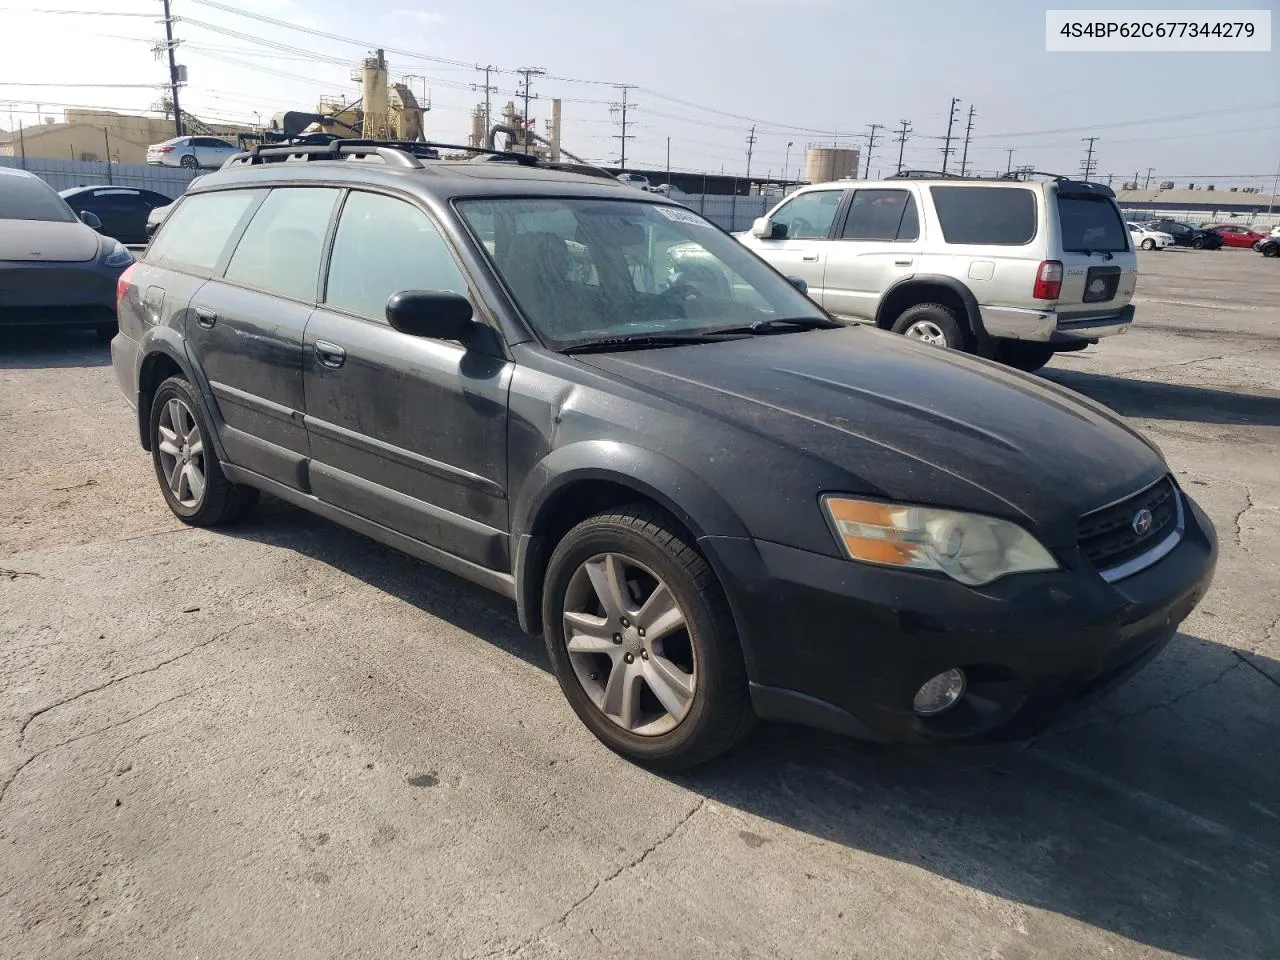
[657, 206, 711, 227]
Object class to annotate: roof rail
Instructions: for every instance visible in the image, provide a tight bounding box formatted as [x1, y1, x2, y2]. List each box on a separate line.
[885, 169, 966, 180]
[224, 137, 541, 170]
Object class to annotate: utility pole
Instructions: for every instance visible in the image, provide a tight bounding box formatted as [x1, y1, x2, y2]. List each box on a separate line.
[1144, 166, 1155, 189]
[862, 122, 883, 179]
[745, 124, 757, 180]
[160, 0, 183, 137]
[515, 67, 545, 154]
[940, 97, 960, 175]
[1081, 136, 1099, 180]
[473, 64, 498, 140]
[1006, 148, 1015, 175]
[610, 84, 637, 170]
[959, 105, 976, 177]
[893, 120, 911, 174]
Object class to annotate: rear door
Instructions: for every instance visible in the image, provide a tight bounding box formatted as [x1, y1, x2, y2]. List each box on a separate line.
[1053, 186, 1136, 318]
[185, 186, 341, 488]
[822, 187, 921, 321]
[741, 188, 846, 303]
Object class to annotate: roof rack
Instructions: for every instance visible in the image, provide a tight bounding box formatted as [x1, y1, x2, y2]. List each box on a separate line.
[885, 170, 966, 180]
[224, 138, 539, 169]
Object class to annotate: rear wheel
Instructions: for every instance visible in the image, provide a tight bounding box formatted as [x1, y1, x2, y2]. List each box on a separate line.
[1140, 238, 1156, 250]
[179, 154, 199, 169]
[891, 302, 971, 351]
[149, 376, 258, 526]
[997, 341, 1056, 373]
[542, 504, 755, 770]
[1263, 244, 1279, 258]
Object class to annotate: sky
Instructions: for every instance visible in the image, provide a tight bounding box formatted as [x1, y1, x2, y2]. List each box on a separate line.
[2, 0, 1278, 188]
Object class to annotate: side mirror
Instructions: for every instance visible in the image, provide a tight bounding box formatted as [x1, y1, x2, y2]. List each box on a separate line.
[386, 290, 475, 343]
[79, 210, 102, 230]
[751, 217, 786, 239]
[786, 276, 808, 295]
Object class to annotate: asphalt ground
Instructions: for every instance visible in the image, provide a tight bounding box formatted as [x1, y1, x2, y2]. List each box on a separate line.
[2, 246, 1277, 960]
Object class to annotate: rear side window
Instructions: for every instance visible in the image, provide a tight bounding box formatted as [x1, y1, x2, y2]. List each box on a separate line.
[841, 189, 918, 241]
[147, 190, 261, 273]
[1058, 195, 1129, 253]
[224, 188, 340, 301]
[929, 186, 1036, 245]
[324, 191, 468, 321]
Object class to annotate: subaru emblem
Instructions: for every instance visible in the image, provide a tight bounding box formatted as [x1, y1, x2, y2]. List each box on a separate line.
[1132, 508, 1154, 537]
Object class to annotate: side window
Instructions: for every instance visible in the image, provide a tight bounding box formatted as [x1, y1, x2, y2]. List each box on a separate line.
[325, 191, 468, 321]
[223, 188, 339, 301]
[929, 186, 1037, 245]
[841, 189, 917, 241]
[147, 190, 262, 274]
[770, 190, 843, 240]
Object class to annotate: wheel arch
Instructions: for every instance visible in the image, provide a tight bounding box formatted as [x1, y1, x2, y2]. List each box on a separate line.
[875, 274, 988, 343]
[135, 330, 226, 462]
[511, 441, 751, 636]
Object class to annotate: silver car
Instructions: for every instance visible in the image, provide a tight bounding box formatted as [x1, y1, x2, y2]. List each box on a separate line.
[146, 136, 239, 170]
[737, 175, 1137, 372]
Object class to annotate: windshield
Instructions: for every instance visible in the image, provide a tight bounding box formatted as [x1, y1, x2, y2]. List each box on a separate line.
[1058, 195, 1129, 253]
[456, 197, 828, 348]
[0, 176, 77, 223]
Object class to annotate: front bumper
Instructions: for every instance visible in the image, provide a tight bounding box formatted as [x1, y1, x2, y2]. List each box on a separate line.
[980, 303, 1135, 344]
[0, 259, 122, 327]
[705, 492, 1216, 745]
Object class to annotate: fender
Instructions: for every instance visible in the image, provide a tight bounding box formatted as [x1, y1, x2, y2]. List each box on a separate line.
[875, 273, 995, 353]
[510, 440, 752, 634]
[135, 325, 231, 464]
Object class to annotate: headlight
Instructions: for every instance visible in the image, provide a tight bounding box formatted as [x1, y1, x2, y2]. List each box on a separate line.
[821, 496, 1058, 586]
[103, 241, 134, 268]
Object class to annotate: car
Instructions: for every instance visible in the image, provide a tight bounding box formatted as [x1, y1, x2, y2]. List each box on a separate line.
[144, 203, 173, 241]
[110, 140, 1216, 770]
[1256, 237, 1280, 258]
[146, 135, 239, 170]
[737, 174, 1137, 373]
[58, 186, 175, 245]
[1253, 225, 1280, 250]
[1204, 224, 1267, 248]
[616, 172, 651, 191]
[1127, 221, 1173, 250]
[1143, 219, 1224, 250]
[0, 167, 134, 338]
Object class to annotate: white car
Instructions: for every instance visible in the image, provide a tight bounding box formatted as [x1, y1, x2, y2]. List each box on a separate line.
[1127, 221, 1174, 250]
[146, 136, 239, 170]
[616, 172, 651, 191]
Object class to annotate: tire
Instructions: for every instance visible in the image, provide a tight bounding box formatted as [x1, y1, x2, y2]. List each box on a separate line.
[1192, 237, 1205, 250]
[179, 154, 199, 169]
[541, 504, 755, 770]
[1140, 238, 1156, 250]
[890, 302, 971, 351]
[997, 341, 1056, 373]
[1264, 244, 1280, 258]
[149, 376, 258, 526]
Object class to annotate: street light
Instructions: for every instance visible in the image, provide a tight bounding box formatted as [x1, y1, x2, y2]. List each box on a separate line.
[784, 140, 793, 188]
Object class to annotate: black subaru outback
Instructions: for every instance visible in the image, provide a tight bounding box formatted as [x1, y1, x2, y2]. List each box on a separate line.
[111, 140, 1216, 769]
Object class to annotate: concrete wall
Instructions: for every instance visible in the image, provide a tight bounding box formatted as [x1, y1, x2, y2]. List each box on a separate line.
[0, 156, 197, 199]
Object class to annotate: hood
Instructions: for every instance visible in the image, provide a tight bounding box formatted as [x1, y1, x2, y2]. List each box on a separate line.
[576, 327, 1166, 545]
[0, 218, 100, 262]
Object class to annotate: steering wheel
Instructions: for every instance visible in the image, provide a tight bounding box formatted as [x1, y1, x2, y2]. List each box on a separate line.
[789, 217, 815, 238]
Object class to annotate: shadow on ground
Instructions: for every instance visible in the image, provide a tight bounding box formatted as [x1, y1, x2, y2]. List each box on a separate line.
[231, 505, 1279, 958]
[0, 328, 111, 369]
[1044, 368, 1280, 426]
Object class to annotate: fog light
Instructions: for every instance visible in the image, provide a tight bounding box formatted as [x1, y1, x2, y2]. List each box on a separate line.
[913, 669, 966, 716]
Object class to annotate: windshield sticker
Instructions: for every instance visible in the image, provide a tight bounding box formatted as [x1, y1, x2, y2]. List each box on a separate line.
[657, 206, 710, 226]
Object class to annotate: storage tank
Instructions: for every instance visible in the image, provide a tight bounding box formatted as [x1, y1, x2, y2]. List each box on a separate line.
[804, 145, 860, 183]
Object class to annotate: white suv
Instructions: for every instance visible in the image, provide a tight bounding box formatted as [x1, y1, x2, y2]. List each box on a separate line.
[737, 175, 1137, 372]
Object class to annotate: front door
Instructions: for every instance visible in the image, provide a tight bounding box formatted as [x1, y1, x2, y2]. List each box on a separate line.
[822, 188, 921, 322]
[303, 189, 512, 571]
[743, 188, 846, 305]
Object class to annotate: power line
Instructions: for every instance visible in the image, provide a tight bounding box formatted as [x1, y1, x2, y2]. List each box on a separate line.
[940, 97, 960, 174]
[959, 105, 976, 176]
[972, 102, 1280, 140]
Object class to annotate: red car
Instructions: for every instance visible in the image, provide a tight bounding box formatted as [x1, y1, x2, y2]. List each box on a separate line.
[1206, 224, 1267, 248]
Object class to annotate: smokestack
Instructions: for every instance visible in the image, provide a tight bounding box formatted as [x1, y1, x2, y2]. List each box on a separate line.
[548, 99, 562, 162]
[470, 104, 485, 149]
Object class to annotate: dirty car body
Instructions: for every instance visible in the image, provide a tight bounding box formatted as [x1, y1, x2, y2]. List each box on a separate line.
[110, 144, 1217, 766]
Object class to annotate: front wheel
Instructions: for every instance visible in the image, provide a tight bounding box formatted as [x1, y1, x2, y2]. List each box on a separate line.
[1192, 237, 1205, 249]
[1141, 238, 1156, 250]
[179, 154, 199, 169]
[542, 505, 755, 770]
[891, 302, 971, 351]
[997, 341, 1056, 373]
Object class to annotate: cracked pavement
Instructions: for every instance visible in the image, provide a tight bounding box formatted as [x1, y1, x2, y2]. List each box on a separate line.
[2, 248, 1278, 959]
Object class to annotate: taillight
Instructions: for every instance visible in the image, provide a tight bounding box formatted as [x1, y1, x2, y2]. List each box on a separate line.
[1032, 260, 1063, 300]
[155, 145, 174, 153]
[116, 263, 136, 312]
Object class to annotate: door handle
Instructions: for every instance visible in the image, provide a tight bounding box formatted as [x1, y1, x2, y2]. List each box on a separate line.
[194, 307, 216, 329]
[315, 339, 346, 368]
[801, 254, 820, 262]
[894, 259, 913, 267]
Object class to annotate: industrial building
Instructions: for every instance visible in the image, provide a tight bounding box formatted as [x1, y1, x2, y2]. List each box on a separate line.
[0, 109, 252, 165]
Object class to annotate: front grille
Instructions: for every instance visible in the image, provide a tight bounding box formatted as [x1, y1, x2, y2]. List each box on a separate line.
[1078, 476, 1179, 575]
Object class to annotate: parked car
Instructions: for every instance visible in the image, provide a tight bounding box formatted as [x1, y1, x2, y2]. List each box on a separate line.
[737, 175, 1137, 372]
[58, 186, 174, 245]
[1143, 219, 1224, 250]
[111, 142, 1215, 770]
[1204, 224, 1267, 248]
[144, 203, 173, 240]
[1127, 221, 1173, 250]
[1254, 225, 1280, 250]
[616, 172, 651, 191]
[146, 135, 239, 170]
[0, 168, 133, 338]
[1256, 236, 1280, 258]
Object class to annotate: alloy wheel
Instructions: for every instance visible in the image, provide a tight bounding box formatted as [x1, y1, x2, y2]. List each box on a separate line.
[561, 552, 697, 736]
[904, 319, 947, 346]
[156, 397, 206, 508]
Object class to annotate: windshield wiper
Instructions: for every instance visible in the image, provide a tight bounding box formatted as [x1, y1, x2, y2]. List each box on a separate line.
[711, 317, 845, 335]
[560, 332, 746, 354]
